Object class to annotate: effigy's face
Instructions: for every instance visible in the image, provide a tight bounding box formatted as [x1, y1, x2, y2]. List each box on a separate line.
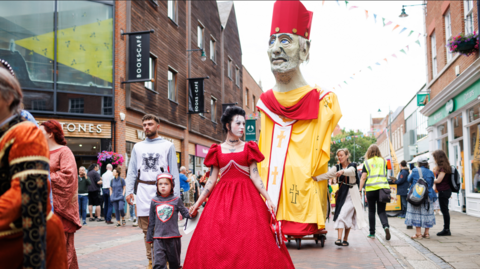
[268, 33, 301, 74]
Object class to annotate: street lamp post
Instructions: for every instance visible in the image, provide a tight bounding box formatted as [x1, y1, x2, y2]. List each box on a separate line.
[398, 4, 426, 18]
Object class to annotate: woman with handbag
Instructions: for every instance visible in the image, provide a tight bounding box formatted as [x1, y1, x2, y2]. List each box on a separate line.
[314, 148, 366, 246]
[405, 156, 436, 239]
[359, 145, 391, 240]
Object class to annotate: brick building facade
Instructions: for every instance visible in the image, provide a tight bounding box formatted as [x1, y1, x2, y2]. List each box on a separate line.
[242, 66, 263, 141]
[421, 0, 479, 215]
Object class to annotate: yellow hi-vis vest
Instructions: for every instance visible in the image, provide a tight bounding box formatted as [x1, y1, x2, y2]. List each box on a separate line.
[364, 157, 389, 192]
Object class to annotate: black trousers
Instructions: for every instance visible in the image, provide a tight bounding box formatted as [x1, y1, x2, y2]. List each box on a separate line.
[438, 189, 452, 230]
[400, 195, 407, 217]
[366, 190, 389, 235]
[153, 238, 181, 269]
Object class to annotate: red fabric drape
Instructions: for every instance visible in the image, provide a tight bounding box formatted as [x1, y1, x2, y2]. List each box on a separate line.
[259, 89, 320, 120]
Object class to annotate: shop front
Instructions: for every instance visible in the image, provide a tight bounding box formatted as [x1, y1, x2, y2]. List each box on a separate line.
[424, 79, 480, 215]
[188, 143, 210, 176]
[35, 117, 112, 171]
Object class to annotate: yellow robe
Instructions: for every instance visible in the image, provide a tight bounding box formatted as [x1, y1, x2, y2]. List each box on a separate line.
[258, 85, 342, 229]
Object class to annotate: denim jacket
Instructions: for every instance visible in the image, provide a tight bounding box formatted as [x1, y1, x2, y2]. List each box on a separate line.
[407, 167, 437, 203]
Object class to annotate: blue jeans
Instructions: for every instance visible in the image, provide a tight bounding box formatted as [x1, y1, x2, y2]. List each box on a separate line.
[103, 188, 113, 221]
[112, 200, 125, 221]
[78, 195, 88, 222]
[129, 203, 135, 219]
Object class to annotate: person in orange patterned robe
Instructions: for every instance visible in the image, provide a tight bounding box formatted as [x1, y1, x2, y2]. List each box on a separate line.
[0, 66, 68, 268]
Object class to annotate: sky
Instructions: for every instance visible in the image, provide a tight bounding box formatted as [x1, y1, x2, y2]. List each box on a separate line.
[234, 1, 427, 133]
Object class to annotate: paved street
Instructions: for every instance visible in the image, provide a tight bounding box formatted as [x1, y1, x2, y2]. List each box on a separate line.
[76, 209, 480, 269]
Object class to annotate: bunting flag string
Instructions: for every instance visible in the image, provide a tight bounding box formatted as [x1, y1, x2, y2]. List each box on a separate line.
[331, 134, 369, 145]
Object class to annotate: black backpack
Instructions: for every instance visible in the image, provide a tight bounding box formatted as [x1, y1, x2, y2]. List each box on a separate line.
[449, 166, 461, 193]
[407, 167, 429, 209]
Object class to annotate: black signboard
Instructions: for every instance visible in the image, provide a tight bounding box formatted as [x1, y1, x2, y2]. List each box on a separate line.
[128, 32, 150, 81]
[188, 78, 205, 113]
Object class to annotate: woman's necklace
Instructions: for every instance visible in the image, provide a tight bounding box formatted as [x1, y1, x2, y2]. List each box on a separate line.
[225, 139, 240, 152]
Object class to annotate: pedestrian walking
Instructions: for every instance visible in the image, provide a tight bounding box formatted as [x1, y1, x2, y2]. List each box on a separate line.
[78, 166, 91, 225]
[102, 164, 114, 224]
[405, 156, 437, 239]
[110, 168, 126, 227]
[40, 120, 82, 269]
[0, 66, 68, 268]
[147, 173, 192, 269]
[179, 166, 190, 204]
[314, 148, 366, 247]
[87, 163, 104, 222]
[193, 175, 202, 203]
[125, 114, 180, 269]
[432, 150, 453, 236]
[396, 160, 411, 219]
[359, 145, 391, 240]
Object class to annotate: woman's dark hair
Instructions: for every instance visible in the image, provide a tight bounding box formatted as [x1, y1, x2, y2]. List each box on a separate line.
[418, 162, 429, 169]
[113, 167, 121, 177]
[432, 150, 452, 174]
[88, 163, 99, 172]
[220, 106, 246, 133]
[400, 160, 407, 167]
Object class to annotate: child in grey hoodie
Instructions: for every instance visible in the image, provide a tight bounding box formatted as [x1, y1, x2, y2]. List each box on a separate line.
[146, 173, 193, 269]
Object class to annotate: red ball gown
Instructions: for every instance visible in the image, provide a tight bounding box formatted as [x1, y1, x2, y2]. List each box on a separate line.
[183, 142, 295, 269]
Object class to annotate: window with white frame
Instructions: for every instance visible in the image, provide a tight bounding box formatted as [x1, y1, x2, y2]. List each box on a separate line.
[69, 98, 84, 113]
[235, 66, 240, 86]
[228, 58, 232, 78]
[211, 97, 217, 122]
[210, 38, 216, 62]
[465, 0, 474, 34]
[168, 69, 176, 101]
[145, 56, 155, 91]
[197, 24, 204, 49]
[168, 0, 176, 22]
[444, 9, 453, 62]
[431, 32, 437, 76]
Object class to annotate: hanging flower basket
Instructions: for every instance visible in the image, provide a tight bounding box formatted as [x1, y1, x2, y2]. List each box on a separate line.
[447, 32, 479, 56]
[97, 151, 125, 167]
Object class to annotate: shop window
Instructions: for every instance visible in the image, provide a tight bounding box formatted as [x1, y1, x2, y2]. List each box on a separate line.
[444, 10, 453, 62]
[431, 32, 437, 77]
[189, 155, 195, 174]
[65, 137, 101, 156]
[210, 38, 216, 62]
[126, 141, 135, 168]
[438, 121, 448, 136]
[102, 96, 113, 115]
[23, 90, 54, 111]
[197, 24, 204, 49]
[168, 69, 176, 101]
[470, 123, 480, 192]
[168, 0, 176, 22]
[145, 56, 156, 91]
[465, 0, 474, 34]
[453, 115, 463, 139]
[69, 98, 84, 113]
[416, 110, 428, 140]
[211, 97, 217, 122]
[57, 1, 113, 94]
[468, 104, 480, 122]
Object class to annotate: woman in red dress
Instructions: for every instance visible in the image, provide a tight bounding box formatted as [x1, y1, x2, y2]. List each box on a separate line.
[184, 106, 294, 269]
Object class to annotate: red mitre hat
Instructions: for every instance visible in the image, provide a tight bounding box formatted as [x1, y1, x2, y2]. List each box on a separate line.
[270, 0, 313, 39]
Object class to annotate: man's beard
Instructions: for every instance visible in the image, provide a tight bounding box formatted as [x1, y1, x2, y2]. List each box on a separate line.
[145, 130, 156, 138]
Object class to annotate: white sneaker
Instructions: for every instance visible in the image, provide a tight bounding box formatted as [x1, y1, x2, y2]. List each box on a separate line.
[132, 220, 138, 227]
[128, 217, 133, 222]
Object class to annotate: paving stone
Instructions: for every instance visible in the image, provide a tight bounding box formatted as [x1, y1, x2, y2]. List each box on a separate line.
[408, 260, 438, 269]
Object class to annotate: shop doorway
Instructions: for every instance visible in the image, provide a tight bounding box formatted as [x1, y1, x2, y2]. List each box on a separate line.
[451, 141, 466, 213]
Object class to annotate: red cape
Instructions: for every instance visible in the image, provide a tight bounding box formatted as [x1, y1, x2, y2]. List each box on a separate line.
[259, 89, 319, 120]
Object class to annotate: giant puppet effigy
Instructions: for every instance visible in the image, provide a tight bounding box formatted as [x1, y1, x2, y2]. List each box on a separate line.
[257, 0, 342, 238]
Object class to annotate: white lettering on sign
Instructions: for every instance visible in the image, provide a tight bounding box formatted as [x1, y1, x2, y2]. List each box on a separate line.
[66, 123, 76, 132]
[464, 90, 474, 102]
[37, 121, 104, 134]
[136, 35, 142, 78]
[194, 81, 199, 111]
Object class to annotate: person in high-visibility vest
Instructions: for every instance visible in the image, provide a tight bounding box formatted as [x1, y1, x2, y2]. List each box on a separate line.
[359, 145, 391, 240]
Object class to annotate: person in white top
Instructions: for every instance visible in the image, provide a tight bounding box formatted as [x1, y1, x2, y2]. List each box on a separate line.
[102, 164, 114, 224]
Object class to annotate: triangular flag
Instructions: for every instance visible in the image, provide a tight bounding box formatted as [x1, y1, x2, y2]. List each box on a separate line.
[333, 87, 335, 90]
[336, 0, 340, 6]
[385, 21, 392, 27]
[365, 10, 369, 19]
[408, 30, 414, 37]
[382, 18, 385, 27]
[375, 62, 381, 65]
[322, 0, 325, 5]
[418, 33, 421, 39]
[400, 49, 406, 54]
[392, 54, 397, 58]
[399, 27, 407, 34]
[345, 1, 348, 7]
[368, 66, 372, 70]
[350, 77, 354, 80]
[406, 45, 410, 51]
[344, 81, 348, 85]
[415, 40, 421, 46]
[338, 84, 342, 88]
[384, 58, 388, 63]
[392, 24, 400, 31]
[349, 6, 358, 10]
[374, 14, 377, 23]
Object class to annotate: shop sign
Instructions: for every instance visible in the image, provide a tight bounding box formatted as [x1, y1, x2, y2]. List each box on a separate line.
[245, 119, 256, 141]
[127, 32, 151, 81]
[446, 99, 455, 114]
[416, 93, 429, 107]
[195, 144, 209, 158]
[188, 78, 205, 113]
[36, 120, 103, 134]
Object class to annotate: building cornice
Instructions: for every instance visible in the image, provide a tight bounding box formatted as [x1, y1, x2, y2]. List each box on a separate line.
[421, 57, 480, 116]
